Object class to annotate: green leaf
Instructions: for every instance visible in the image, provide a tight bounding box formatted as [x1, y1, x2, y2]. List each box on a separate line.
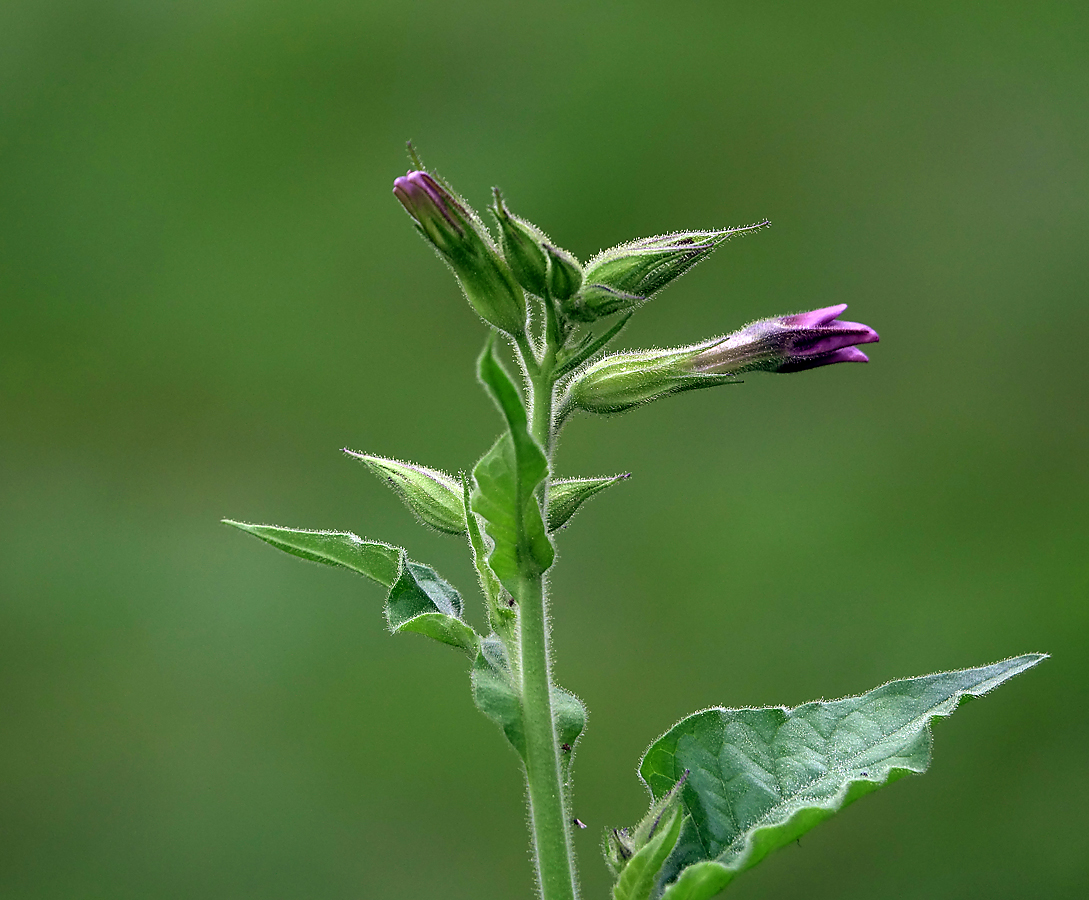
[637, 654, 1045, 900]
[462, 473, 512, 637]
[554, 684, 587, 787]
[612, 809, 685, 900]
[471, 636, 526, 757]
[471, 636, 586, 766]
[223, 519, 478, 655]
[471, 334, 554, 585]
[344, 450, 465, 535]
[385, 556, 479, 655]
[548, 474, 631, 531]
[222, 520, 400, 585]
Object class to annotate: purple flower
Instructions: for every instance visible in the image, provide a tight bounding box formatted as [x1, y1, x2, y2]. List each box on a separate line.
[690, 304, 879, 375]
[393, 170, 526, 334]
[567, 303, 879, 415]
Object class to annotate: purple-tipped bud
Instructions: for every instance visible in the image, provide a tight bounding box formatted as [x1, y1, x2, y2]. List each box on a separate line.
[393, 171, 468, 253]
[690, 304, 879, 375]
[394, 170, 526, 335]
[567, 303, 878, 415]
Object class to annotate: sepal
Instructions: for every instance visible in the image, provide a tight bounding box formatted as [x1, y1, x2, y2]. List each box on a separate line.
[345, 450, 465, 535]
[566, 347, 737, 415]
[606, 770, 689, 879]
[548, 474, 631, 531]
[544, 242, 584, 302]
[566, 224, 767, 322]
[491, 189, 550, 297]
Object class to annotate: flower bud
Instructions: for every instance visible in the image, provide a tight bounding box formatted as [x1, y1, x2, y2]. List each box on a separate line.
[566, 223, 768, 323]
[567, 346, 736, 414]
[567, 303, 878, 414]
[543, 242, 583, 302]
[394, 170, 526, 335]
[690, 303, 879, 375]
[490, 190, 550, 297]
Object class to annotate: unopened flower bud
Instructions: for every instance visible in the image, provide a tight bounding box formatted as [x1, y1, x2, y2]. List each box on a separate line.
[490, 190, 550, 297]
[544, 243, 583, 302]
[566, 223, 768, 323]
[394, 170, 526, 335]
[567, 346, 736, 414]
[568, 303, 878, 414]
[690, 304, 879, 375]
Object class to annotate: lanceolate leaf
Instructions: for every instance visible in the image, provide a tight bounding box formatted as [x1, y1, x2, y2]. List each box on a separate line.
[223, 520, 479, 656]
[462, 473, 512, 638]
[635, 654, 1045, 900]
[549, 474, 631, 531]
[345, 450, 466, 535]
[222, 520, 400, 585]
[471, 334, 554, 585]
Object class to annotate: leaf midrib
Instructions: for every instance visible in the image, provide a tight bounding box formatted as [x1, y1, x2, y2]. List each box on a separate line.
[695, 683, 976, 863]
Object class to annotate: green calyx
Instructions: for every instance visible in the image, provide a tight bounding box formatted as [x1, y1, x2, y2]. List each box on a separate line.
[492, 189, 551, 297]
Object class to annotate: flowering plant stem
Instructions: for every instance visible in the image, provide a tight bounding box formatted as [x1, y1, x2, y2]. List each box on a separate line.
[224, 157, 1044, 900]
[519, 305, 581, 900]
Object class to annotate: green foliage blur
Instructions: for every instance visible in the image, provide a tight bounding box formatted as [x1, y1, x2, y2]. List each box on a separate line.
[2, 1, 1086, 898]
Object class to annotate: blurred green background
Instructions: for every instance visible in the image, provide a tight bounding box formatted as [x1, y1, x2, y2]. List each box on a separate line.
[2, 1, 1086, 898]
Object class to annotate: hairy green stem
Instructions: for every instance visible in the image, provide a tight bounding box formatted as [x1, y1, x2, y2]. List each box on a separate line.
[519, 308, 579, 900]
[517, 573, 577, 900]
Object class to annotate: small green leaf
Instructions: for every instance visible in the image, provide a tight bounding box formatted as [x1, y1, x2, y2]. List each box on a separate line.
[462, 473, 512, 638]
[222, 520, 400, 585]
[223, 519, 478, 655]
[637, 654, 1045, 900]
[554, 685, 587, 787]
[612, 809, 685, 900]
[471, 636, 526, 757]
[549, 474, 631, 531]
[345, 450, 466, 535]
[471, 636, 586, 768]
[385, 556, 479, 655]
[471, 334, 554, 585]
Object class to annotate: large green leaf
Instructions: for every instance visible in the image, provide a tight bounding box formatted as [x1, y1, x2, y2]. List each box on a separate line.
[224, 520, 478, 656]
[635, 654, 1045, 900]
[344, 450, 466, 535]
[471, 334, 554, 585]
[548, 474, 630, 532]
[222, 520, 400, 585]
